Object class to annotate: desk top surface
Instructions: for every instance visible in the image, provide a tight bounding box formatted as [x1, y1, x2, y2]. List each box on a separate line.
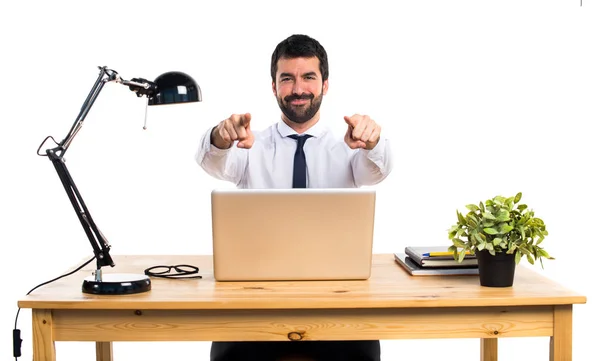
[18, 254, 586, 310]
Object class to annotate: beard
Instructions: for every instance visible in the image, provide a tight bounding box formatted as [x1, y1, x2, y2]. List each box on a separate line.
[277, 91, 323, 124]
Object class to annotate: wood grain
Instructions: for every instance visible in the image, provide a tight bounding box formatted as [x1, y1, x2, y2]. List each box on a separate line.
[51, 306, 553, 342]
[550, 305, 572, 361]
[480, 338, 498, 361]
[19, 254, 586, 361]
[95, 342, 112, 361]
[18, 254, 587, 310]
[32, 309, 55, 361]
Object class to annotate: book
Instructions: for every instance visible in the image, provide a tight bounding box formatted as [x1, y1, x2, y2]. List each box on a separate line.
[394, 253, 479, 276]
[405, 246, 477, 268]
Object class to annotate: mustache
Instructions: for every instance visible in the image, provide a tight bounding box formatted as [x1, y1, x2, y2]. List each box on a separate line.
[284, 93, 314, 102]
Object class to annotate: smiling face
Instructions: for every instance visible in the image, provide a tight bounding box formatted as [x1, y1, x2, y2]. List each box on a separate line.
[272, 56, 329, 128]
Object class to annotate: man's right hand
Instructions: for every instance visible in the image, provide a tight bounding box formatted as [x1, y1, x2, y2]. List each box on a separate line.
[210, 113, 254, 149]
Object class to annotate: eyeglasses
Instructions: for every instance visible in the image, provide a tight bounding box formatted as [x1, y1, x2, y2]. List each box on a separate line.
[144, 264, 202, 279]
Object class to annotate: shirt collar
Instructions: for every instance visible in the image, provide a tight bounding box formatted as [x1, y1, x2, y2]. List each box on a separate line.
[276, 118, 326, 138]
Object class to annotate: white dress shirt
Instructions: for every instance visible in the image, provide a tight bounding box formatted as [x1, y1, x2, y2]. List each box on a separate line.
[195, 119, 393, 189]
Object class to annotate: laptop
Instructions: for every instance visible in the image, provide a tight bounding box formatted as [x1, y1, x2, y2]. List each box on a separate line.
[211, 188, 376, 281]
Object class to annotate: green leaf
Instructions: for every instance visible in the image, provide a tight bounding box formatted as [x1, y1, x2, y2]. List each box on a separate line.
[452, 238, 466, 248]
[538, 249, 550, 258]
[517, 204, 528, 211]
[519, 245, 530, 255]
[467, 214, 478, 228]
[457, 210, 466, 224]
[485, 243, 493, 251]
[493, 237, 502, 246]
[520, 227, 526, 241]
[466, 204, 479, 212]
[499, 224, 514, 234]
[482, 221, 495, 228]
[483, 212, 496, 220]
[458, 249, 466, 263]
[514, 192, 522, 203]
[483, 228, 498, 235]
[474, 233, 484, 243]
[496, 209, 510, 222]
[527, 253, 534, 265]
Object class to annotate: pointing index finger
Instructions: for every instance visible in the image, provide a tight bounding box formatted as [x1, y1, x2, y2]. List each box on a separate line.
[344, 115, 358, 128]
[241, 113, 252, 127]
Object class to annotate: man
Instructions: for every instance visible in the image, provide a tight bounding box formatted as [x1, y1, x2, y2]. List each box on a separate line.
[196, 34, 392, 361]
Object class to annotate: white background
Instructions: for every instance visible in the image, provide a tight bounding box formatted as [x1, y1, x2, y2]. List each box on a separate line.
[2, 0, 598, 360]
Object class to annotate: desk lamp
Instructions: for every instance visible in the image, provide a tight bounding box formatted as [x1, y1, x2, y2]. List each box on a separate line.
[37, 66, 201, 295]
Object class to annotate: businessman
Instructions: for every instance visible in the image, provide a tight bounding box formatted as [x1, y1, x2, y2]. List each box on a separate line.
[196, 34, 393, 361]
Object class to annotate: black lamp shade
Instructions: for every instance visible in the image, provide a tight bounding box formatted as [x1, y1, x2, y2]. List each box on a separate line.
[148, 71, 201, 106]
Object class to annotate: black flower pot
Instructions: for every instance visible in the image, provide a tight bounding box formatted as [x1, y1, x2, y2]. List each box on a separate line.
[475, 249, 516, 287]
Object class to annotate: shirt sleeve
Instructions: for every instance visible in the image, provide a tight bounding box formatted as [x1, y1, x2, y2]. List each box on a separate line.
[194, 126, 248, 186]
[350, 134, 393, 187]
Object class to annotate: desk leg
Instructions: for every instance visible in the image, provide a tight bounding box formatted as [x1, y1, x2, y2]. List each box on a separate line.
[550, 305, 572, 361]
[480, 338, 498, 361]
[32, 309, 55, 361]
[96, 342, 113, 361]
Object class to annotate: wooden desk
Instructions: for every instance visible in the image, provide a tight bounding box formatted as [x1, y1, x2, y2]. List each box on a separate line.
[18, 254, 586, 361]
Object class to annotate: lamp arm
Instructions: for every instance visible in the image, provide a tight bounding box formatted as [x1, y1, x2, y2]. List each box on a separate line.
[46, 149, 115, 271]
[59, 66, 116, 156]
[40, 66, 119, 274]
[58, 67, 157, 156]
[40, 66, 155, 276]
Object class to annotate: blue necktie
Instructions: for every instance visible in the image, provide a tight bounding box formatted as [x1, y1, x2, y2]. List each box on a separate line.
[288, 134, 312, 188]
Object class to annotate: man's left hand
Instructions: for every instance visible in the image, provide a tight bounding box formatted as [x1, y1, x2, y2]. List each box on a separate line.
[344, 114, 381, 150]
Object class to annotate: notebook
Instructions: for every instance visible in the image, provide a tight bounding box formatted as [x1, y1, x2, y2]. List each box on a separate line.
[394, 253, 479, 276]
[211, 188, 376, 281]
[404, 245, 478, 267]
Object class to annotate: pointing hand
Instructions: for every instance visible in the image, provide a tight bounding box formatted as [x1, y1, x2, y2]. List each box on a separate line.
[211, 113, 254, 149]
[344, 114, 381, 150]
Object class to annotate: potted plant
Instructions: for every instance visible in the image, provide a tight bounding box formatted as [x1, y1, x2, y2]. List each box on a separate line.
[447, 192, 553, 287]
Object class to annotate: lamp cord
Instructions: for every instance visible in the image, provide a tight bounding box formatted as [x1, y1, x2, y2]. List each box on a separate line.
[36, 135, 60, 157]
[13, 255, 95, 360]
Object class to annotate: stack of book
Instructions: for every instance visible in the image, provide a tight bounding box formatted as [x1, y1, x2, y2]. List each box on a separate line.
[394, 246, 479, 276]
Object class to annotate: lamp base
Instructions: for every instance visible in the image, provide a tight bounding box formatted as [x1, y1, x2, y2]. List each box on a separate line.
[82, 273, 151, 295]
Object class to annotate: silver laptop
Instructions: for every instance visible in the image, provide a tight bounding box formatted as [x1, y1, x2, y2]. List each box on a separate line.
[211, 188, 376, 281]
